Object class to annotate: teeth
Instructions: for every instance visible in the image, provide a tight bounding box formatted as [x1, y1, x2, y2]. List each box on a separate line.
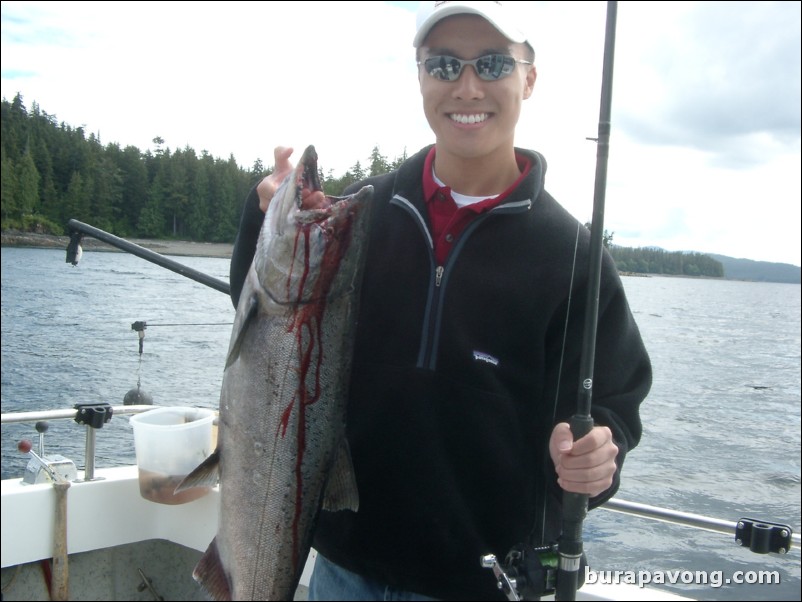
[450, 113, 488, 125]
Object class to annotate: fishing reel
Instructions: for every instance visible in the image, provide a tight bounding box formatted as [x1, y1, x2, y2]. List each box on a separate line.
[481, 543, 558, 601]
[481, 543, 585, 601]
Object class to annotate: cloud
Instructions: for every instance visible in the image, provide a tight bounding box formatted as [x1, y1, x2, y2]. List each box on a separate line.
[1, 1, 800, 266]
[615, 1, 801, 169]
[1, 1, 431, 174]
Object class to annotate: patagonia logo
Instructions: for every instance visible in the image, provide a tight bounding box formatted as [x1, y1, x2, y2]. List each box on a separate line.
[473, 351, 500, 366]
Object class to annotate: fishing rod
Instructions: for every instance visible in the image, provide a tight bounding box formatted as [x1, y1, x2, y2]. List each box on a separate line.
[480, 3, 619, 600]
[65, 219, 231, 296]
[555, 2, 618, 600]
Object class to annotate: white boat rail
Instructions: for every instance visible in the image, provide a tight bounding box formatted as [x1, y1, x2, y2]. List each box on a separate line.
[601, 498, 800, 554]
[2, 406, 797, 556]
[1, 405, 155, 424]
[2, 404, 158, 482]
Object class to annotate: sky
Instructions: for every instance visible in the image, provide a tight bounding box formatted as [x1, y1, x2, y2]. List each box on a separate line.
[1, 1, 800, 266]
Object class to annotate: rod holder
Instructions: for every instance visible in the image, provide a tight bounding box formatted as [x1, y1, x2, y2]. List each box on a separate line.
[74, 403, 113, 481]
[736, 519, 793, 555]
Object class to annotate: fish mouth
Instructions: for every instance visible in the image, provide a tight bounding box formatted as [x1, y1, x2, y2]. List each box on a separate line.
[296, 146, 322, 209]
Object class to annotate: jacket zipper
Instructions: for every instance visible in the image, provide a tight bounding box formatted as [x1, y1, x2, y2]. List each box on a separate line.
[391, 196, 532, 370]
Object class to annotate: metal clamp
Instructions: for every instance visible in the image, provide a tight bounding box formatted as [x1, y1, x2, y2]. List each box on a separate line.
[736, 518, 793, 554]
[74, 403, 113, 429]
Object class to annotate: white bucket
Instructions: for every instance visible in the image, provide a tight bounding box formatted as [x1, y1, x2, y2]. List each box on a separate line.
[129, 407, 214, 505]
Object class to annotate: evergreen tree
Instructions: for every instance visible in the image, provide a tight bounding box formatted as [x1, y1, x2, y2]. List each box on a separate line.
[107, 144, 148, 235]
[1, 149, 19, 224]
[63, 171, 90, 223]
[187, 152, 213, 240]
[32, 136, 59, 223]
[17, 150, 40, 216]
[368, 145, 390, 176]
[137, 184, 165, 237]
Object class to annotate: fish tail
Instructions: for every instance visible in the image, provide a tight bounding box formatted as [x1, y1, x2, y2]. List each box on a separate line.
[193, 538, 232, 601]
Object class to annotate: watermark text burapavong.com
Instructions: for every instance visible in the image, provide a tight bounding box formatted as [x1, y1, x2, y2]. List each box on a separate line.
[585, 567, 781, 589]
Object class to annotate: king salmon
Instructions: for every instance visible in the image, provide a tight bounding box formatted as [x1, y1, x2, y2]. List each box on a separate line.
[178, 145, 373, 600]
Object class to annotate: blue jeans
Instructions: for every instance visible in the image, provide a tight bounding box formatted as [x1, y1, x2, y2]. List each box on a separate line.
[308, 553, 439, 601]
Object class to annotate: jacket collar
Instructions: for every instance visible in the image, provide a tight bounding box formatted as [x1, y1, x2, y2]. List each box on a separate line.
[393, 145, 546, 210]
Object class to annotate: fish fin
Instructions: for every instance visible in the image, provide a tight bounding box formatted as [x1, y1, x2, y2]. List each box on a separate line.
[321, 439, 360, 512]
[175, 447, 220, 493]
[225, 294, 259, 369]
[193, 538, 232, 601]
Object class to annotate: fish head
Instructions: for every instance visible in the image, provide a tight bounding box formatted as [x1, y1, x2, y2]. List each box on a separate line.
[268, 145, 322, 237]
[255, 145, 373, 306]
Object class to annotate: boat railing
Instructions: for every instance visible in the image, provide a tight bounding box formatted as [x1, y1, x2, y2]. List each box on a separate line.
[601, 498, 800, 552]
[2, 406, 797, 556]
[2, 404, 159, 483]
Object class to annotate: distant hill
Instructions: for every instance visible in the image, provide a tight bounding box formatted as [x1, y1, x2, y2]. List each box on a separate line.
[708, 254, 801, 284]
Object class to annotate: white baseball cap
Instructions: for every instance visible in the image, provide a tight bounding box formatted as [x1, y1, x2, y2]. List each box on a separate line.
[413, 1, 531, 49]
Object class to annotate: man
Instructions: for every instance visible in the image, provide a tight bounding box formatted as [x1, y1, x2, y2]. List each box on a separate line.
[230, 2, 651, 600]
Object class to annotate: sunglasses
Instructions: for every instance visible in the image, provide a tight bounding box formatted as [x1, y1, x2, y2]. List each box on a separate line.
[418, 53, 532, 82]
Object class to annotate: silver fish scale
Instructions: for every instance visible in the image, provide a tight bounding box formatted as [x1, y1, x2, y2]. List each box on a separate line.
[218, 304, 351, 599]
[202, 148, 373, 601]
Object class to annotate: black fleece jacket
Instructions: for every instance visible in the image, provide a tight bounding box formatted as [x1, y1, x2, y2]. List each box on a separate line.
[229, 146, 652, 600]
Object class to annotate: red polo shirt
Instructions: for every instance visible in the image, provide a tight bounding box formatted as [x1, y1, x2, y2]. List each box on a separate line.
[422, 147, 531, 265]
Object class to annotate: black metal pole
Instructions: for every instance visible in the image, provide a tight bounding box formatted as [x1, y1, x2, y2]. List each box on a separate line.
[66, 219, 231, 296]
[555, 2, 618, 600]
